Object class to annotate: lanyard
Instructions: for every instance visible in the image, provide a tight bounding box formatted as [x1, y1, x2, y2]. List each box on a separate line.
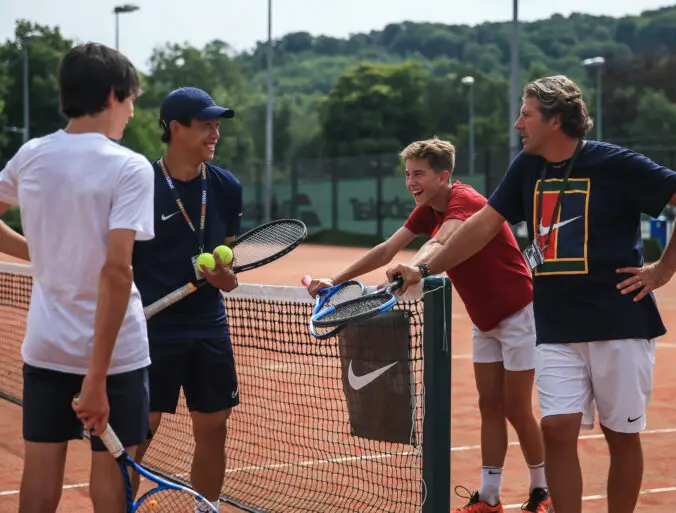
[535, 138, 583, 250]
[158, 157, 207, 253]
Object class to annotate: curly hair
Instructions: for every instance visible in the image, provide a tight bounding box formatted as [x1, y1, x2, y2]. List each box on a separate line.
[523, 75, 594, 139]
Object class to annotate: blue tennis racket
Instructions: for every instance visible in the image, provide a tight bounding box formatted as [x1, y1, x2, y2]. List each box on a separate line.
[98, 423, 218, 512]
[310, 276, 404, 329]
[301, 275, 365, 339]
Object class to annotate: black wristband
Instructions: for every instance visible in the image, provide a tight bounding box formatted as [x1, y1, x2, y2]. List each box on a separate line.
[417, 263, 430, 278]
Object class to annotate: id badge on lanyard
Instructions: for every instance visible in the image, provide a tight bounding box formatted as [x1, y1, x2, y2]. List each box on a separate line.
[523, 240, 546, 272]
[523, 139, 583, 273]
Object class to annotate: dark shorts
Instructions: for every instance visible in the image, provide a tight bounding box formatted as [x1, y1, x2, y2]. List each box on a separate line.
[148, 336, 239, 414]
[22, 363, 149, 452]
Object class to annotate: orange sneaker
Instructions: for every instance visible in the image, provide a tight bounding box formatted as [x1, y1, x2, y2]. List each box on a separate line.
[452, 486, 503, 513]
[521, 487, 554, 512]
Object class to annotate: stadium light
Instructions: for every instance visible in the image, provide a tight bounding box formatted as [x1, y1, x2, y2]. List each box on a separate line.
[113, 4, 140, 50]
[21, 39, 29, 143]
[264, 0, 274, 223]
[509, 0, 520, 161]
[461, 76, 476, 175]
[582, 56, 605, 141]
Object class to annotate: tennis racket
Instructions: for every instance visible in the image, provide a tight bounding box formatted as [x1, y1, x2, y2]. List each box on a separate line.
[301, 275, 365, 339]
[144, 219, 307, 319]
[310, 275, 404, 328]
[94, 421, 218, 512]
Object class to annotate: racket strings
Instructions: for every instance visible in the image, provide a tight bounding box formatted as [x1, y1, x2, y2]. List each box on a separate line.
[136, 489, 214, 512]
[324, 283, 363, 307]
[310, 283, 365, 338]
[233, 222, 306, 267]
[319, 294, 393, 324]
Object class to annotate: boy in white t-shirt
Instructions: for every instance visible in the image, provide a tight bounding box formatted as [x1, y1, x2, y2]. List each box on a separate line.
[0, 43, 155, 513]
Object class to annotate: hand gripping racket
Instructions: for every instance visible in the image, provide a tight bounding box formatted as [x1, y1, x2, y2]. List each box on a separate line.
[310, 275, 404, 329]
[97, 423, 218, 512]
[301, 275, 365, 339]
[144, 219, 307, 319]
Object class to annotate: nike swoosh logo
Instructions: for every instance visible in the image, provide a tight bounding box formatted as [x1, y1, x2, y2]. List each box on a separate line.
[161, 212, 179, 221]
[628, 415, 642, 423]
[347, 361, 397, 390]
[539, 215, 581, 236]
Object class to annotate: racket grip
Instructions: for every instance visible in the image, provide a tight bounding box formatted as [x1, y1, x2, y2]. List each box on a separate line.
[144, 283, 197, 319]
[99, 423, 125, 458]
[301, 275, 311, 287]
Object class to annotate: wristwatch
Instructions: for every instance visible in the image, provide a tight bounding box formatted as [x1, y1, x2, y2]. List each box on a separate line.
[417, 263, 430, 279]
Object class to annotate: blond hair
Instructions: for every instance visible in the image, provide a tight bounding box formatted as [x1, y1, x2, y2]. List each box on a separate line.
[400, 137, 455, 173]
[523, 75, 593, 138]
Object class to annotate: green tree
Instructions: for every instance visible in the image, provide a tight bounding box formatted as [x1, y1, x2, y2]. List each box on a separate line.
[0, 21, 72, 159]
[630, 89, 676, 140]
[320, 61, 430, 157]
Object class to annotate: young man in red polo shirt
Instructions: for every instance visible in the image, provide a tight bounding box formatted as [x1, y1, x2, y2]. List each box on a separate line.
[306, 138, 552, 513]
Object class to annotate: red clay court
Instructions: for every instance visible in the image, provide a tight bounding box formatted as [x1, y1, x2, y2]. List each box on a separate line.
[0, 244, 675, 512]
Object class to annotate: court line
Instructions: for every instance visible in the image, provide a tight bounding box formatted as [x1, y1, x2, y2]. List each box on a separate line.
[0, 482, 88, 496]
[504, 486, 676, 509]
[450, 427, 676, 453]
[2, 427, 676, 498]
[205, 427, 676, 475]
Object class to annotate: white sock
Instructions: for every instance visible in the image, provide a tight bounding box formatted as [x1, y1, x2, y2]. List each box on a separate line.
[528, 462, 547, 491]
[479, 466, 503, 506]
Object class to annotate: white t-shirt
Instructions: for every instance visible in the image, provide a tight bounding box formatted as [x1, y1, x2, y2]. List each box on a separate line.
[0, 130, 155, 375]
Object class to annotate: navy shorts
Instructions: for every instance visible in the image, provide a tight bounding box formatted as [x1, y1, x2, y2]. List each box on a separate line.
[148, 336, 239, 414]
[22, 363, 149, 452]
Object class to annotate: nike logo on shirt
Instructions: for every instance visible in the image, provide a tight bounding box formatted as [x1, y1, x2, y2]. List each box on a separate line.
[539, 216, 582, 236]
[347, 361, 398, 390]
[161, 212, 179, 221]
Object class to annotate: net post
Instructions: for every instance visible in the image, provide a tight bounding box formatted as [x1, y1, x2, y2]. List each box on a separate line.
[422, 275, 452, 512]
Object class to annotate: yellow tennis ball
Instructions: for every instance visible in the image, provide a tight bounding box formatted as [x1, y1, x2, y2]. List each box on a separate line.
[214, 245, 233, 265]
[196, 253, 216, 272]
[148, 499, 158, 510]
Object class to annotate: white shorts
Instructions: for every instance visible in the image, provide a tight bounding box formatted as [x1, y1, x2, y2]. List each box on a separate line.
[536, 339, 656, 433]
[472, 302, 536, 372]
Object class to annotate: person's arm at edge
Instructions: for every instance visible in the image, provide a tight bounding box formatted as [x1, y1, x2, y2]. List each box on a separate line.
[615, 150, 676, 301]
[89, 229, 136, 379]
[0, 149, 29, 261]
[0, 202, 29, 260]
[617, 191, 676, 301]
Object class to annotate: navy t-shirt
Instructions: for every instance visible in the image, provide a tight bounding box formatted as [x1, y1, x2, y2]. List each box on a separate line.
[132, 161, 242, 342]
[488, 140, 676, 345]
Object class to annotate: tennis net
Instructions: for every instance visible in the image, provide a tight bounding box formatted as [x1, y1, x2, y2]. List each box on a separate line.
[0, 261, 451, 512]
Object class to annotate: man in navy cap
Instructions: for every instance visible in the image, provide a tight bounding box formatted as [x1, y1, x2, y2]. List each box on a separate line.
[131, 87, 242, 512]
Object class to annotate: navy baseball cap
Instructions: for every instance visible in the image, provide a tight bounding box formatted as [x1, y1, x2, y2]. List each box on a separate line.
[159, 87, 235, 128]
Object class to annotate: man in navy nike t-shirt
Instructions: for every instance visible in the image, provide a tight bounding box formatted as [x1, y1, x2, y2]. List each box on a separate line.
[131, 87, 242, 512]
[386, 75, 676, 513]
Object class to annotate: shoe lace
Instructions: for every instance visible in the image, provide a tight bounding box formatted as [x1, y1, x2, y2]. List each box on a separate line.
[454, 485, 481, 509]
[521, 488, 547, 512]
